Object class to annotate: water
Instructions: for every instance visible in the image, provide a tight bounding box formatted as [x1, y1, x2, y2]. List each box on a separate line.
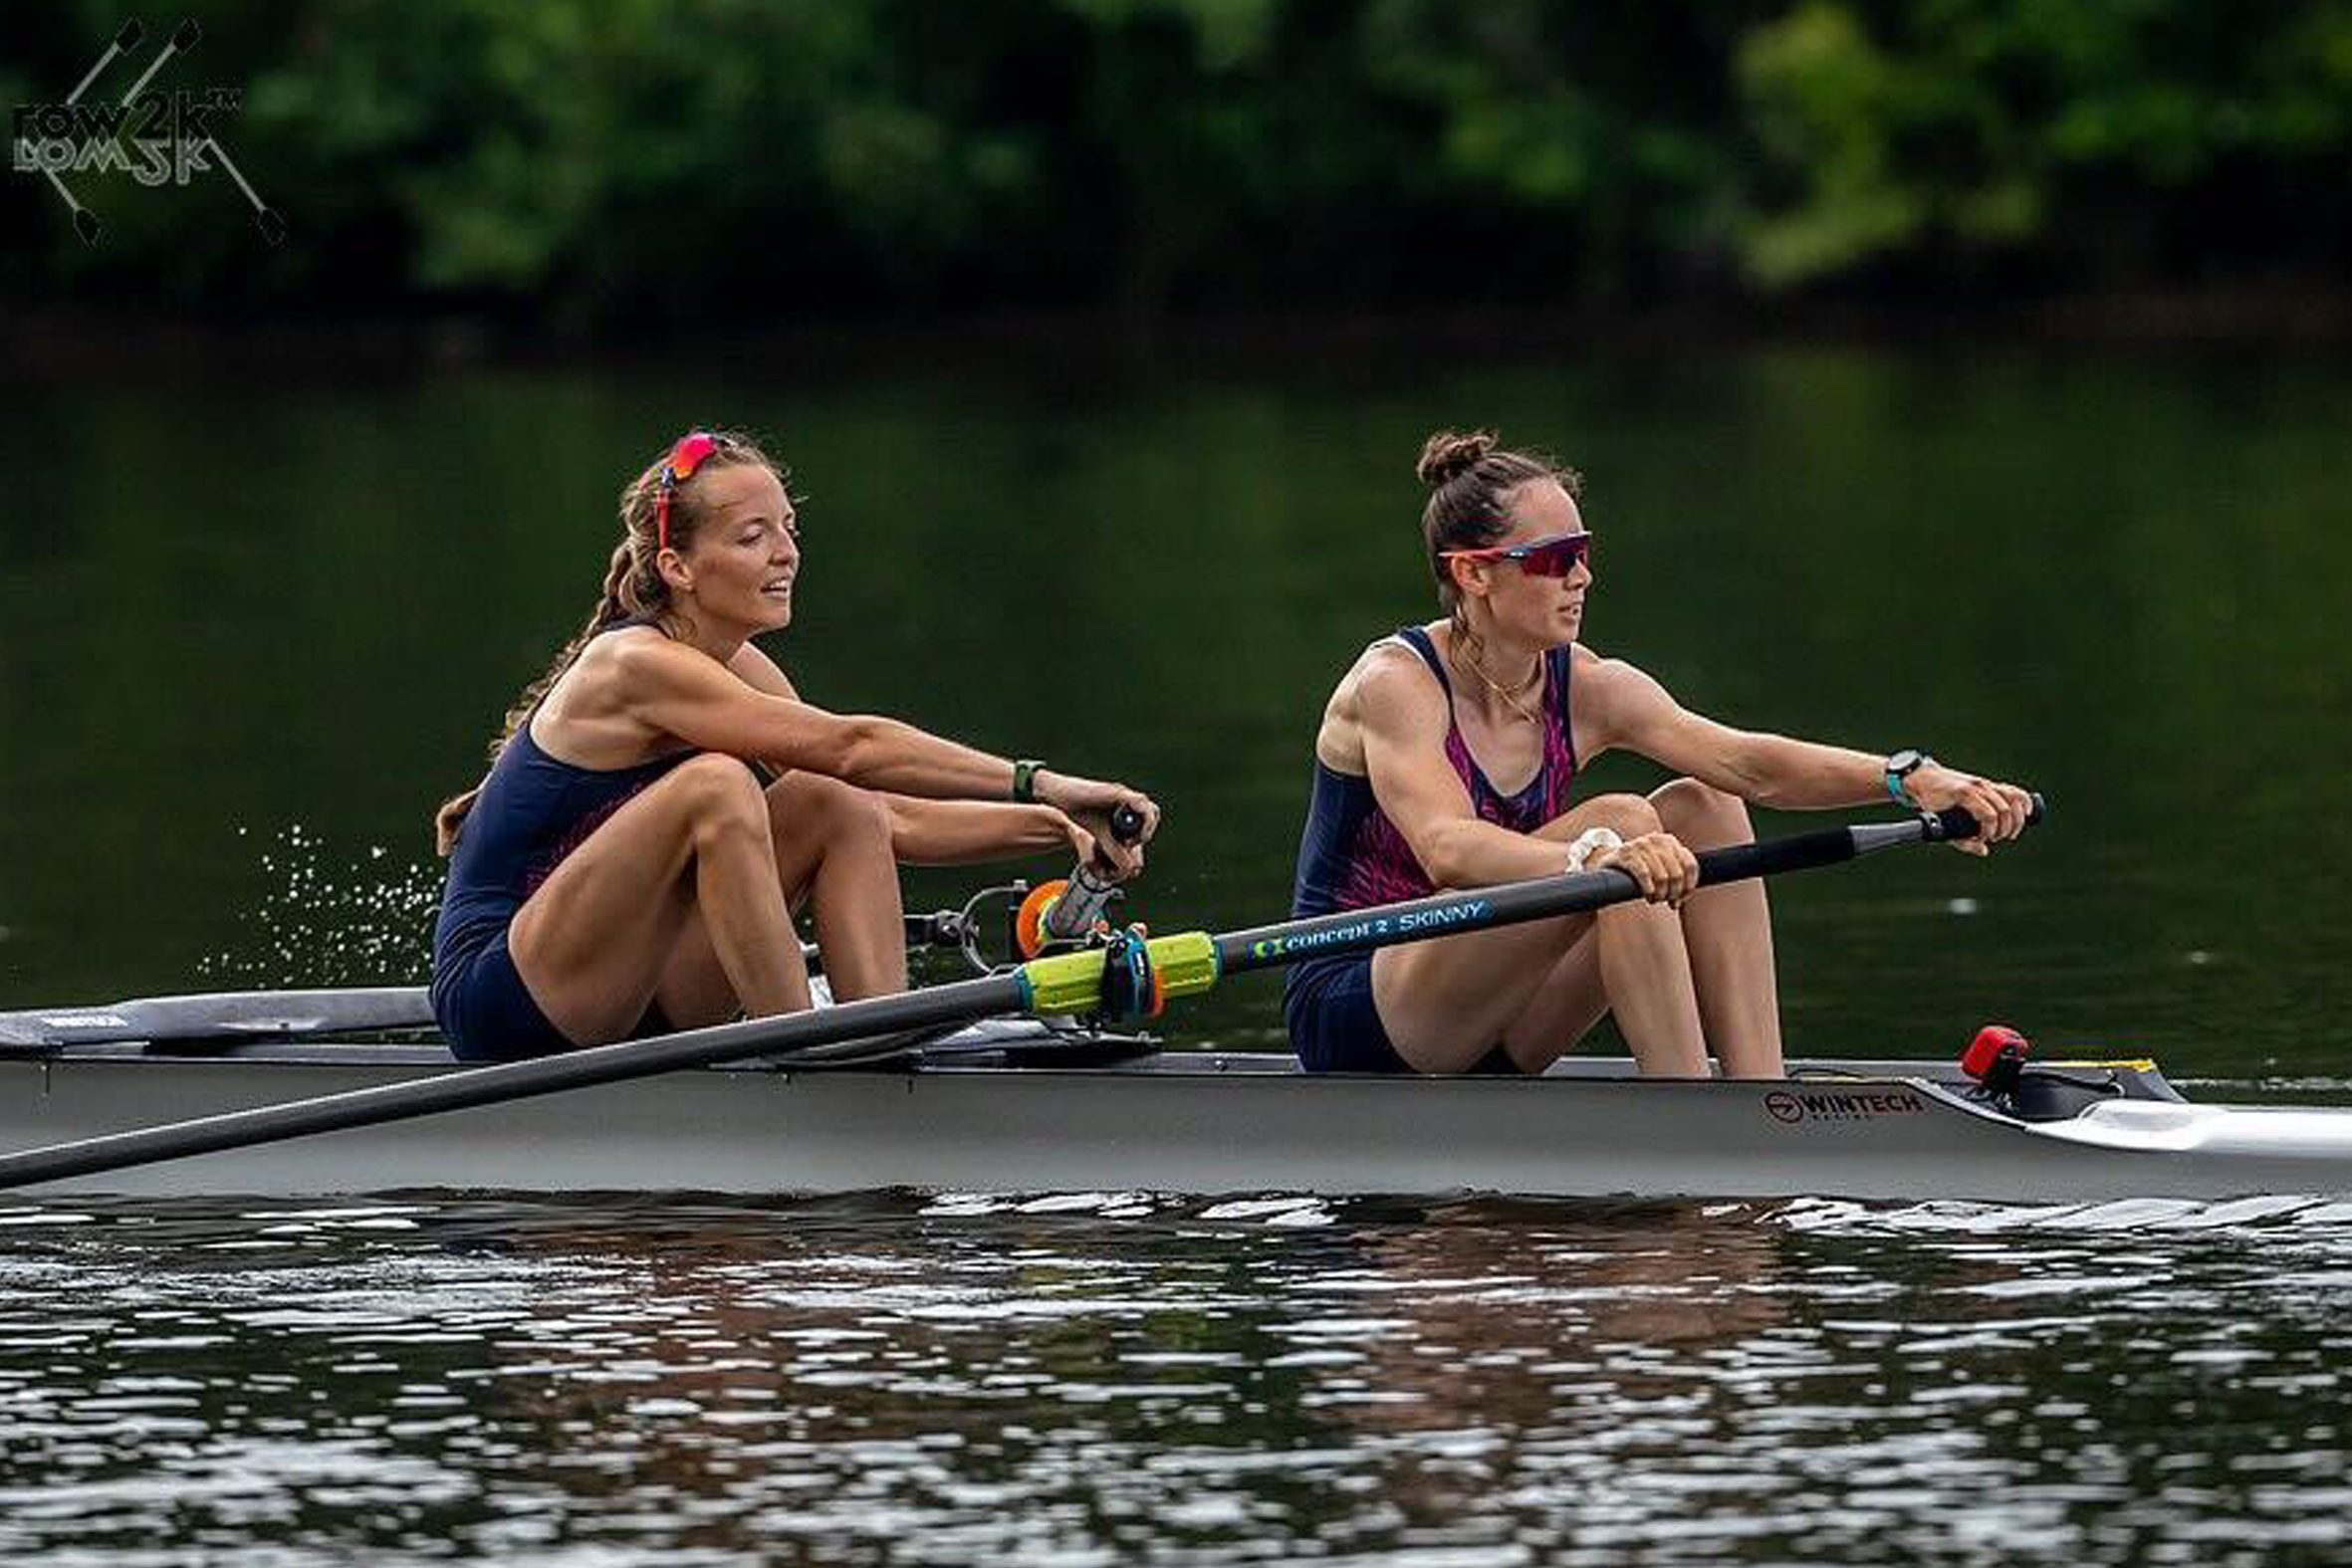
[4, 1194, 2351, 1565]
[5, 337, 2352, 1560]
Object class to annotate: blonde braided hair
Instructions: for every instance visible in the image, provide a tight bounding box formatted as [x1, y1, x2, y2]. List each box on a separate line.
[432, 429, 786, 854]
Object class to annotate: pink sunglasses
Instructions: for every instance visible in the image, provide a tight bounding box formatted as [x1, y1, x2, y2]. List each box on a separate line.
[1439, 530, 1592, 578]
[653, 431, 720, 552]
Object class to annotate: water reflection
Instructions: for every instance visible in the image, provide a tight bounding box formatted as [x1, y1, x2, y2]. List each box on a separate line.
[3, 1193, 2348, 1563]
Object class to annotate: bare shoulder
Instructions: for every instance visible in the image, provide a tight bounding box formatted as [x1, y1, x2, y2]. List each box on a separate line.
[1569, 643, 1697, 761]
[581, 631, 786, 705]
[1349, 637, 1446, 709]
[1569, 642, 1671, 715]
[578, 624, 700, 695]
[1317, 634, 1445, 770]
[726, 638, 800, 701]
[532, 626, 702, 763]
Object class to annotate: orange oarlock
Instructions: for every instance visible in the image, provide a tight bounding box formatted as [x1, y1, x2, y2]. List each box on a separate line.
[1015, 880, 1070, 960]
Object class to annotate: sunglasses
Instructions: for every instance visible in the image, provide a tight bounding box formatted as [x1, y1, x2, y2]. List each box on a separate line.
[654, 430, 720, 552]
[1439, 530, 1592, 578]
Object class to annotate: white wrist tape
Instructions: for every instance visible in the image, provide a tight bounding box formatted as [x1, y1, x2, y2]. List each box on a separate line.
[1564, 826, 1624, 874]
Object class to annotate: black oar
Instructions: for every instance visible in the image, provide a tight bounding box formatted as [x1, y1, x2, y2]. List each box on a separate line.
[0, 800, 2037, 1192]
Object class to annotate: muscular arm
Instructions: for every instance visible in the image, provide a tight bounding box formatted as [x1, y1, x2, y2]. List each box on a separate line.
[726, 641, 1079, 865]
[881, 797, 1075, 866]
[620, 635, 1022, 799]
[1353, 652, 1575, 887]
[1580, 654, 1892, 809]
[1584, 651, 2038, 849]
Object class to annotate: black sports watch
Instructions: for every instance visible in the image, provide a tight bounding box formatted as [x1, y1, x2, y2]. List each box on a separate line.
[1884, 749, 1935, 806]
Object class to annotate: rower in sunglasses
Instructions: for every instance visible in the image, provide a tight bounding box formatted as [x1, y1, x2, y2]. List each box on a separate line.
[1286, 427, 2035, 1080]
[428, 428, 1159, 1062]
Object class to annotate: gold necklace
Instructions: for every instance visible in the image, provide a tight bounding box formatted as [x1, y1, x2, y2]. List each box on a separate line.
[1454, 630, 1544, 727]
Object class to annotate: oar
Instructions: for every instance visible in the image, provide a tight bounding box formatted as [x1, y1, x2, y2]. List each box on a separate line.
[0, 988, 435, 1049]
[0, 799, 2037, 1192]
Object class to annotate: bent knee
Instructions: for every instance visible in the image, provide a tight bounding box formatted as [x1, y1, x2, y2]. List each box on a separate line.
[1578, 792, 1664, 839]
[669, 755, 772, 838]
[1650, 777, 1754, 845]
[768, 771, 891, 844]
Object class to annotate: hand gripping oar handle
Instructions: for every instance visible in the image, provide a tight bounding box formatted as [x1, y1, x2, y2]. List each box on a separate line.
[0, 797, 2036, 1193]
[1732, 793, 2044, 878]
[1038, 802, 1148, 944]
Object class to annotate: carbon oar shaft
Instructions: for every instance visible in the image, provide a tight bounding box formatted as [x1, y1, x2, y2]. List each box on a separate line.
[1214, 802, 2014, 975]
[0, 799, 2036, 1192]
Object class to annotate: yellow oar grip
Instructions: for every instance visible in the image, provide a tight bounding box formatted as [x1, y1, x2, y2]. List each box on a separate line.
[1020, 932, 1221, 1015]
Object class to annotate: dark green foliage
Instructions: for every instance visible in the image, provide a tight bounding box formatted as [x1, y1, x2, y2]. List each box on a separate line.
[7, 0, 2348, 321]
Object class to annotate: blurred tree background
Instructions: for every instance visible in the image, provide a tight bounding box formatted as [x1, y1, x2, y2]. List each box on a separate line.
[5, 0, 2349, 330]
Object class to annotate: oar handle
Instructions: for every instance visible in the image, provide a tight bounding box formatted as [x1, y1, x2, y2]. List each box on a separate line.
[1038, 801, 1152, 945]
[1932, 790, 2046, 837]
[1707, 790, 2044, 883]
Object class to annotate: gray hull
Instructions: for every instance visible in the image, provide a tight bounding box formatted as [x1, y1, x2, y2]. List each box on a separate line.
[6, 1043, 2352, 1203]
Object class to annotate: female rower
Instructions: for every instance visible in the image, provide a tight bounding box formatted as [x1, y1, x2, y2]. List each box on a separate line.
[1287, 429, 2033, 1079]
[431, 429, 1158, 1062]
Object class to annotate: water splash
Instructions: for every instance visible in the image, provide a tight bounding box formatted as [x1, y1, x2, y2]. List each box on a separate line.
[194, 824, 442, 987]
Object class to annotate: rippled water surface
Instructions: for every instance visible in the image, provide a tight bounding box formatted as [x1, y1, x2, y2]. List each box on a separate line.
[5, 1194, 2352, 1565]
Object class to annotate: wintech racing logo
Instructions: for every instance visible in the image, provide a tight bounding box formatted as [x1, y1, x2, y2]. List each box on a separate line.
[1764, 1087, 1926, 1125]
[1250, 897, 1493, 961]
[12, 18, 284, 245]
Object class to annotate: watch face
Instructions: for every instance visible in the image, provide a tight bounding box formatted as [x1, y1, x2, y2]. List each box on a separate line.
[1888, 749, 1925, 775]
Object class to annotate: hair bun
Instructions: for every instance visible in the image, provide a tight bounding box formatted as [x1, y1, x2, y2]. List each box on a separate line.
[1416, 429, 1497, 489]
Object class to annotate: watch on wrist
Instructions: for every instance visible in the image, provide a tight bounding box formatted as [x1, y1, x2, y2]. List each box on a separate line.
[1884, 749, 1935, 807]
[1012, 760, 1046, 803]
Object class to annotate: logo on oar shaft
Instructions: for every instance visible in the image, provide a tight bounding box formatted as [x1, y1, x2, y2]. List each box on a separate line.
[1250, 898, 1493, 960]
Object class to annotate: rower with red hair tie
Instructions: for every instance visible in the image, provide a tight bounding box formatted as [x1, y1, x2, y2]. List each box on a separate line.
[431, 429, 1158, 1062]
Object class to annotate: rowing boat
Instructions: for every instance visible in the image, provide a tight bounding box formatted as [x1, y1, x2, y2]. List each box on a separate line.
[5, 1013, 2351, 1203]
[9, 800, 2348, 1205]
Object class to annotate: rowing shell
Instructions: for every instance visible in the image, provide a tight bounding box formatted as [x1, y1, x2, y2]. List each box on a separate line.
[5, 1027, 2349, 1203]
